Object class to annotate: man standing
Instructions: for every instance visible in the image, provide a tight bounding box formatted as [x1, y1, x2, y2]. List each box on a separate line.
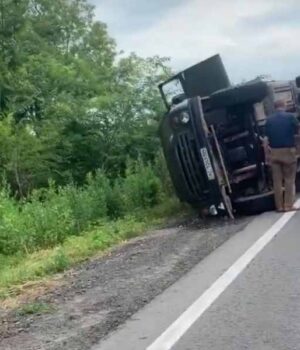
[265, 100, 299, 212]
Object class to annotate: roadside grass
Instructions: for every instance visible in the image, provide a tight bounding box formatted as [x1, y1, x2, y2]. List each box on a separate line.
[0, 197, 190, 302]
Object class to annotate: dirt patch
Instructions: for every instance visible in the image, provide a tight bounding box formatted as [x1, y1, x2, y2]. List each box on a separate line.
[0, 216, 249, 350]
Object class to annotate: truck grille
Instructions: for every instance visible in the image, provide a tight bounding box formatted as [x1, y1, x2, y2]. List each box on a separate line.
[176, 132, 206, 197]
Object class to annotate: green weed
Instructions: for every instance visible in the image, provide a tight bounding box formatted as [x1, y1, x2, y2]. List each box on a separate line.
[17, 302, 55, 316]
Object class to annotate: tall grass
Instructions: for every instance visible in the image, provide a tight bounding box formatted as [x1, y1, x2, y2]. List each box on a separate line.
[0, 157, 172, 256]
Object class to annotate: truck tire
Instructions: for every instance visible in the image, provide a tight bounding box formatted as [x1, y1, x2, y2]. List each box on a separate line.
[233, 192, 275, 215]
[210, 81, 268, 109]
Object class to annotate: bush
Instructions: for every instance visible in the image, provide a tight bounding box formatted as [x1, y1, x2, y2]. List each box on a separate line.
[83, 171, 111, 221]
[153, 151, 174, 196]
[105, 181, 124, 219]
[0, 157, 171, 256]
[0, 186, 22, 255]
[121, 159, 162, 211]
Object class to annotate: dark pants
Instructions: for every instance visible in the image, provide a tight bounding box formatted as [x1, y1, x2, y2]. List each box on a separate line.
[271, 148, 297, 210]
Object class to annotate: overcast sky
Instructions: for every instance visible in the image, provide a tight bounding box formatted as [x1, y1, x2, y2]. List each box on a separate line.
[91, 0, 300, 83]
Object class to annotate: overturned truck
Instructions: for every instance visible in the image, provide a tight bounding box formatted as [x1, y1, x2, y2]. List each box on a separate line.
[159, 55, 300, 217]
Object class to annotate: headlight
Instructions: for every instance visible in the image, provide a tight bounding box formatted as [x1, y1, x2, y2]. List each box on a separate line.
[179, 111, 190, 124]
[171, 111, 190, 128]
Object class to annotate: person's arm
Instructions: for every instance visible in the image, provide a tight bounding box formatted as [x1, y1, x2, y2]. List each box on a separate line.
[291, 115, 300, 135]
[262, 137, 271, 165]
[297, 120, 300, 136]
[292, 116, 300, 156]
[263, 120, 271, 165]
[263, 136, 269, 147]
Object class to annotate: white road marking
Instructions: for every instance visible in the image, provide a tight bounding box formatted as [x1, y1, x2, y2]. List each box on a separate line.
[147, 200, 300, 350]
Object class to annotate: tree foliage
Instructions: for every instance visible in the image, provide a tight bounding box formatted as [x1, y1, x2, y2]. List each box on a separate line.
[0, 0, 171, 195]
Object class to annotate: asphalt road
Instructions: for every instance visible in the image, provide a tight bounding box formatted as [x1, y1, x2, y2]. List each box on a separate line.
[95, 208, 300, 350]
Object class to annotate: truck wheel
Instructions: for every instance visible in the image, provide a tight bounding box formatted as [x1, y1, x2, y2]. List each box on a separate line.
[210, 81, 268, 109]
[233, 192, 275, 215]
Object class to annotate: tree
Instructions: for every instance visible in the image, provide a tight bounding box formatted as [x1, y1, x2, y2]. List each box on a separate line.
[0, 0, 172, 194]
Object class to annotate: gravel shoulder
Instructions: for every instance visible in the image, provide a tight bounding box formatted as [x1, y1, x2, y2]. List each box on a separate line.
[0, 216, 250, 350]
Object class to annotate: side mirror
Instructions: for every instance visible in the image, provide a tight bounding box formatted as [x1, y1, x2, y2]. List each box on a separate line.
[296, 76, 300, 88]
